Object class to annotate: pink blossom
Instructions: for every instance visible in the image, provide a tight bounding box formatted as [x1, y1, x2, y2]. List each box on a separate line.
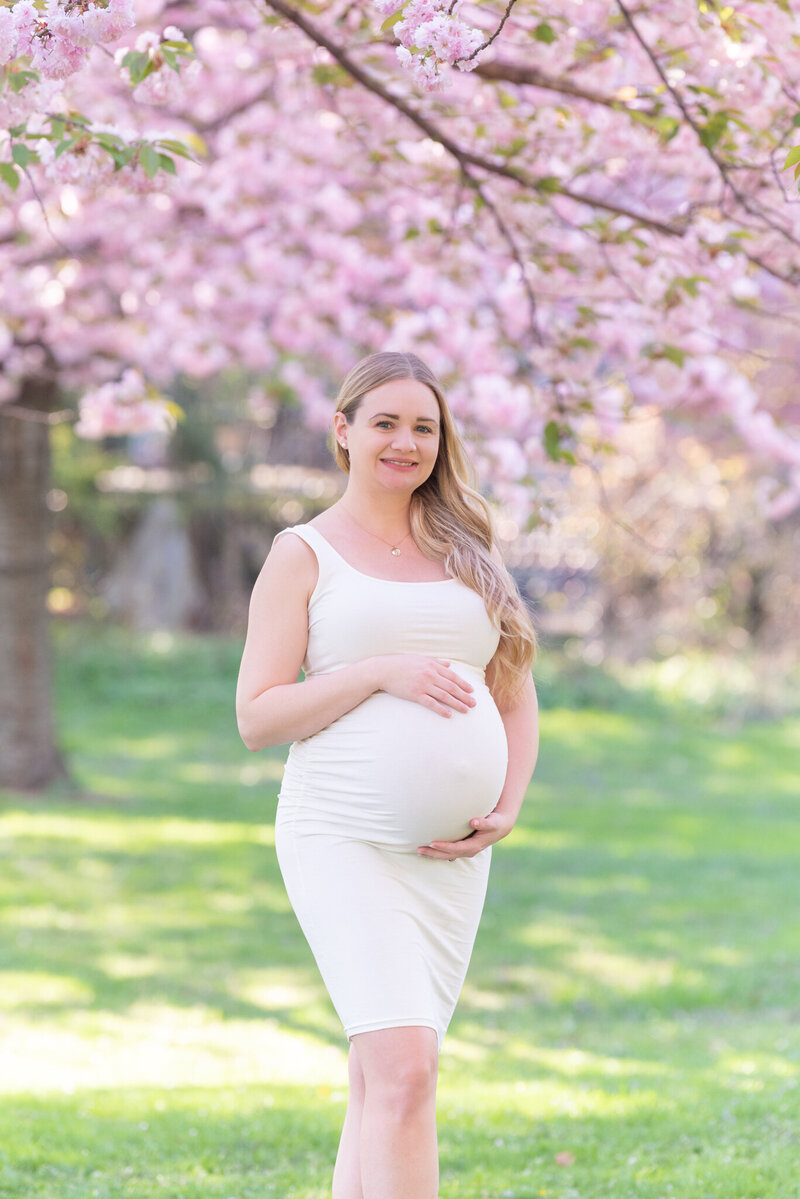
[76, 368, 176, 439]
[0, 7, 18, 66]
[0, 0, 798, 518]
[29, 33, 88, 80]
[471, 374, 532, 434]
[764, 473, 800, 521]
[9, 1, 39, 53]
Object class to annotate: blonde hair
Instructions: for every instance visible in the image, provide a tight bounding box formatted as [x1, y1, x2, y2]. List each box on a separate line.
[331, 351, 537, 708]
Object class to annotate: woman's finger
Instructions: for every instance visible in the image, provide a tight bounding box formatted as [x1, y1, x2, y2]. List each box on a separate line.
[428, 686, 471, 713]
[418, 832, 490, 858]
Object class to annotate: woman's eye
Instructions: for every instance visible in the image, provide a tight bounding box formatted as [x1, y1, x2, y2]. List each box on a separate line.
[375, 421, 434, 433]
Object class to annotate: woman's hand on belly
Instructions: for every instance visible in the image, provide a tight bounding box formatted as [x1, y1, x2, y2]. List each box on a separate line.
[417, 809, 516, 861]
[373, 653, 478, 717]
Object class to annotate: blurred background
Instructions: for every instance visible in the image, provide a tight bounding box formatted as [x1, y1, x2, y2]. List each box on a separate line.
[3, 1, 800, 1193]
[47, 369, 800, 717]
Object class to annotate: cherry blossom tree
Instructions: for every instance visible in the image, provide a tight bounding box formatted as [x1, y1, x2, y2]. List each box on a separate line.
[2, 0, 800, 788]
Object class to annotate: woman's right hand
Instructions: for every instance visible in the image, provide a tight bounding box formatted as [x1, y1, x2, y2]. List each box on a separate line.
[371, 654, 477, 717]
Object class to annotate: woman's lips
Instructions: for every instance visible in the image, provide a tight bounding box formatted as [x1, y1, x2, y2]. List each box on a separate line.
[380, 459, 418, 470]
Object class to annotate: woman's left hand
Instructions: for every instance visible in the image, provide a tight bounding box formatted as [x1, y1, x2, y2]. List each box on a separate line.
[417, 810, 516, 860]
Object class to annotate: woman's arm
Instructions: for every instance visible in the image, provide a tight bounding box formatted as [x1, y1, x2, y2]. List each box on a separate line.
[236, 534, 479, 749]
[487, 670, 540, 829]
[483, 541, 539, 827]
[236, 534, 384, 750]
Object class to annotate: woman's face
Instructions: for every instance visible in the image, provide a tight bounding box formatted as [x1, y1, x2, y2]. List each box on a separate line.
[334, 378, 441, 492]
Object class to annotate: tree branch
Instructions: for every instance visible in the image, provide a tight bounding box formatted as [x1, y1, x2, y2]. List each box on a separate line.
[259, 0, 688, 238]
[472, 58, 628, 108]
[456, 0, 519, 66]
[615, 0, 800, 259]
[0, 403, 75, 425]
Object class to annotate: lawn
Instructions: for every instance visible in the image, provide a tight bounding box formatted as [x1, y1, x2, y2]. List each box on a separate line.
[0, 620, 798, 1198]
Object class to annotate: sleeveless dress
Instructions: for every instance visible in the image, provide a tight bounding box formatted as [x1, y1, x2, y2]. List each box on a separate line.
[273, 523, 509, 1052]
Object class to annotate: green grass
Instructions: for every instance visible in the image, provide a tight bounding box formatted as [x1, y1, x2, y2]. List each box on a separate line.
[0, 619, 798, 1198]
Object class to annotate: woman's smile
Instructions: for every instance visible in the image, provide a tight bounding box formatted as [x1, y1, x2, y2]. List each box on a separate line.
[380, 458, 418, 471]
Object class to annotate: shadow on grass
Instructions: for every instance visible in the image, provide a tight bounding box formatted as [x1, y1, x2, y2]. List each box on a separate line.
[1, 1072, 797, 1199]
[0, 622, 798, 1196]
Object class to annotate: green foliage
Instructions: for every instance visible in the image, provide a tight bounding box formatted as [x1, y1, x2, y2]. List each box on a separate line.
[497, 135, 528, 158]
[1, 40, 198, 192]
[311, 63, 355, 87]
[380, 5, 407, 33]
[11, 143, 35, 168]
[626, 107, 681, 144]
[544, 419, 577, 464]
[698, 110, 730, 149]
[642, 341, 687, 367]
[534, 22, 557, 43]
[138, 143, 162, 178]
[0, 161, 19, 189]
[120, 50, 157, 86]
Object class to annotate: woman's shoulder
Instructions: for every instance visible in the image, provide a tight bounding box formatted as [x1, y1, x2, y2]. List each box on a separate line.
[269, 525, 319, 577]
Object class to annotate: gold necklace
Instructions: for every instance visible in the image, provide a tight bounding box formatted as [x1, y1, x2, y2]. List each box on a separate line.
[340, 505, 413, 556]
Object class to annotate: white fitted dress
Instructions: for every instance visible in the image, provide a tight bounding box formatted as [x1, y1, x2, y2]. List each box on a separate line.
[273, 523, 509, 1052]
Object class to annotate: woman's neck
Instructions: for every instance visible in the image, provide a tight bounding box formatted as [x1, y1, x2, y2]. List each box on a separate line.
[337, 484, 412, 534]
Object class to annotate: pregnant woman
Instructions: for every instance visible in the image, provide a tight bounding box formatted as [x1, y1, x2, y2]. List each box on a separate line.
[236, 351, 540, 1197]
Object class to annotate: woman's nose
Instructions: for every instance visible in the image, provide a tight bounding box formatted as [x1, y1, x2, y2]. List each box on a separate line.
[391, 428, 417, 450]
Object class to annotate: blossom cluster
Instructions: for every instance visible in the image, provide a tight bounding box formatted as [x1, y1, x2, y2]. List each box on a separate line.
[0, 0, 135, 79]
[374, 1, 484, 91]
[74, 368, 177, 439]
[1, 4, 198, 189]
[1, 0, 799, 522]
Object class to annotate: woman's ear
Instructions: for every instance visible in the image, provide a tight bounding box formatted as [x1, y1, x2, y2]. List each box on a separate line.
[332, 412, 347, 445]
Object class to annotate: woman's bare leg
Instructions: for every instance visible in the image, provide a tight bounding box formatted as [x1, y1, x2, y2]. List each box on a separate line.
[332, 1041, 367, 1198]
[352, 1025, 439, 1199]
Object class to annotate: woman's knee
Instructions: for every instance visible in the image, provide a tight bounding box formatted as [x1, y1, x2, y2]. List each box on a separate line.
[347, 1041, 366, 1101]
[351, 1026, 438, 1113]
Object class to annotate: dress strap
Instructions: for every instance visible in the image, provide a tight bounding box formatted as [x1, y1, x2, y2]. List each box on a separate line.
[272, 524, 343, 580]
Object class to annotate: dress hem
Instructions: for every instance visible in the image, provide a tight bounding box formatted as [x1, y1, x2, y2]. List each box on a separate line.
[345, 1017, 443, 1052]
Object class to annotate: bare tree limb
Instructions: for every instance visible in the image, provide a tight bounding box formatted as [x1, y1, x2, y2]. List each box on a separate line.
[259, 0, 688, 238]
[472, 58, 629, 108]
[0, 403, 75, 425]
[455, 0, 519, 66]
[616, 0, 800, 262]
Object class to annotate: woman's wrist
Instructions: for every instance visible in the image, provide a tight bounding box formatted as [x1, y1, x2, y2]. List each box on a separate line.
[490, 803, 520, 831]
[360, 655, 386, 694]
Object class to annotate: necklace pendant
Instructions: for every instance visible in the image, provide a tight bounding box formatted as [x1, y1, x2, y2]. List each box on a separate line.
[391, 546, 401, 556]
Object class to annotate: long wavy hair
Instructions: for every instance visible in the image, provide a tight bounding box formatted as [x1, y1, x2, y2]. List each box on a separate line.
[331, 351, 537, 707]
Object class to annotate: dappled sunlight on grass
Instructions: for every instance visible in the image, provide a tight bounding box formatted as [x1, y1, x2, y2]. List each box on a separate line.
[176, 759, 285, 785]
[97, 953, 163, 980]
[563, 945, 703, 995]
[0, 1001, 349, 1094]
[499, 825, 577, 850]
[0, 973, 94, 1009]
[230, 968, 328, 1014]
[0, 811, 276, 848]
[0, 625, 798, 1196]
[102, 735, 182, 760]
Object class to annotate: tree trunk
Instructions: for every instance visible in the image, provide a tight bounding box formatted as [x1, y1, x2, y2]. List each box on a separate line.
[0, 379, 69, 790]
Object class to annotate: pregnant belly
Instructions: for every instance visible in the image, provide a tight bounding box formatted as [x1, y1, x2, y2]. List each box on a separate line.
[280, 674, 509, 849]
